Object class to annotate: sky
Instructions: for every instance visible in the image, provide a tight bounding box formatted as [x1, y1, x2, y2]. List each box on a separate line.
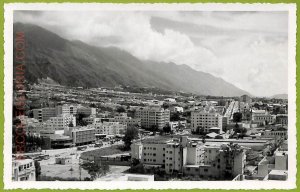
[14, 11, 288, 97]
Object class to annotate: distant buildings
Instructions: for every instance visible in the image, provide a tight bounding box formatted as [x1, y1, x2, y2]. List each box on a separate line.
[240, 95, 252, 104]
[251, 110, 276, 125]
[169, 120, 187, 131]
[12, 159, 36, 181]
[276, 114, 288, 125]
[172, 106, 184, 113]
[135, 106, 170, 130]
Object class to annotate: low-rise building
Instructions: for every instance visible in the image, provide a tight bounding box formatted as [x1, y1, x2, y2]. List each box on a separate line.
[276, 114, 288, 125]
[43, 114, 76, 131]
[65, 126, 96, 146]
[110, 113, 141, 128]
[92, 122, 127, 135]
[12, 159, 36, 181]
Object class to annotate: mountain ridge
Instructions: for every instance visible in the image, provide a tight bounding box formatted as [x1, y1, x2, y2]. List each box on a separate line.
[13, 22, 250, 97]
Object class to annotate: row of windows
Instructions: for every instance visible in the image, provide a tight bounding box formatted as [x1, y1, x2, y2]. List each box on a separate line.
[144, 159, 157, 162]
[143, 147, 157, 150]
[144, 153, 156, 156]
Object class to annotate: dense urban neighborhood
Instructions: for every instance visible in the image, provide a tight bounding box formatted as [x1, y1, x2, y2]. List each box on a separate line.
[12, 82, 288, 181]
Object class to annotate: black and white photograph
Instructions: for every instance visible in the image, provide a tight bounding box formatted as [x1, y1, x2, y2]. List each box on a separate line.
[3, 3, 297, 190]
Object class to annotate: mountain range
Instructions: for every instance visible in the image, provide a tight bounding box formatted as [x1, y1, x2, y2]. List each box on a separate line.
[270, 94, 288, 100]
[13, 23, 250, 97]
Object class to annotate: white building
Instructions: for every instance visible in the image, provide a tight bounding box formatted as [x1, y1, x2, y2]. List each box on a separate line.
[12, 159, 36, 181]
[91, 121, 127, 135]
[135, 106, 170, 130]
[191, 108, 227, 133]
[65, 126, 96, 145]
[43, 114, 76, 131]
[110, 113, 141, 128]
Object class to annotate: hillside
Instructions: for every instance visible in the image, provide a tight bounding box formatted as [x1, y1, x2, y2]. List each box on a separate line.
[13, 23, 250, 97]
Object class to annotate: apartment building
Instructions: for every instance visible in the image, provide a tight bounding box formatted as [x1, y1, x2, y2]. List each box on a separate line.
[91, 121, 127, 135]
[77, 107, 96, 116]
[56, 104, 79, 115]
[12, 159, 36, 181]
[191, 109, 228, 133]
[135, 106, 170, 130]
[33, 107, 57, 122]
[43, 114, 76, 131]
[110, 113, 141, 128]
[66, 126, 96, 146]
[134, 136, 245, 179]
[135, 136, 204, 173]
[183, 143, 246, 180]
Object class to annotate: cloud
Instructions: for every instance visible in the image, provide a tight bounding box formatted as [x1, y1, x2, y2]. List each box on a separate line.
[14, 10, 288, 96]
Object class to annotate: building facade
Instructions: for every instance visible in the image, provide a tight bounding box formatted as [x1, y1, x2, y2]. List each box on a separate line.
[135, 106, 170, 130]
[12, 159, 36, 181]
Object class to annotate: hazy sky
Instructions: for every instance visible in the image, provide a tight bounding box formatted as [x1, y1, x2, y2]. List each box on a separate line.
[14, 11, 288, 97]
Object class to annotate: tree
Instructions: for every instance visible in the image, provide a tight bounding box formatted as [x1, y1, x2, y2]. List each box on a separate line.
[76, 113, 89, 126]
[196, 126, 205, 135]
[34, 160, 41, 180]
[162, 103, 169, 109]
[233, 112, 243, 123]
[122, 126, 139, 150]
[81, 161, 110, 180]
[150, 124, 159, 132]
[163, 125, 171, 133]
[170, 112, 180, 121]
[116, 106, 126, 113]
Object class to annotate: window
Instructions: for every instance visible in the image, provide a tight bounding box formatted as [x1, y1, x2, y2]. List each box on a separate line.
[204, 169, 208, 172]
[153, 153, 156, 156]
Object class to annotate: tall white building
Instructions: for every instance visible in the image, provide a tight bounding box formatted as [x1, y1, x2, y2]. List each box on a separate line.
[191, 108, 228, 133]
[135, 106, 170, 130]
